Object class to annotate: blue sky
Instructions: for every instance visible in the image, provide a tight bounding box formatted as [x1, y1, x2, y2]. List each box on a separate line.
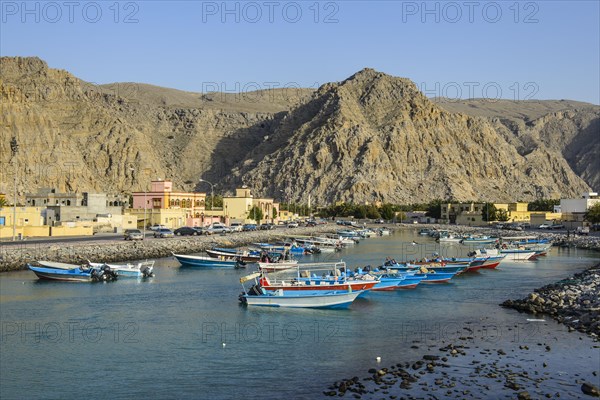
[1, 1, 599, 103]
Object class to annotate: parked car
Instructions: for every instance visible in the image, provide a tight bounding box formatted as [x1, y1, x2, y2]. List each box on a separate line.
[306, 221, 317, 227]
[204, 223, 232, 234]
[229, 222, 244, 232]
[124, 229, 144, 241]
[576, 226, 590, 236]
[242, 224, 258, 231]
[374, 219, 385, 224]
[153, 228, 174, 238]
[287, 221, 299, 228]
[550, 224, 565, 230]
[259, 223, 275, 230]
[538, 224, 551, 229]
[174, 227, 201, 236]
[149, 224, 167, 231]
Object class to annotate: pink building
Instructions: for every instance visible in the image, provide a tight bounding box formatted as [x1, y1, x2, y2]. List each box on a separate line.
[132, 180, 221, 227]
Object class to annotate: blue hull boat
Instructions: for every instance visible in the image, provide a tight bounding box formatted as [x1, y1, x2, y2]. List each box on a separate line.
[172, 253, 240, 268]
[28, 264, 118, 282]
[372, 276, 406, 291]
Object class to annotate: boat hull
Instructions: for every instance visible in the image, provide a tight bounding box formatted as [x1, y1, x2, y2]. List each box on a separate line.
[173, 254, 239, 268]
[263, 280, 376, 292]
[205, 249, 260, 262]
[28, 265, 93, 282]
[372, 278, 405, 291]
[242, 290, 363, 308]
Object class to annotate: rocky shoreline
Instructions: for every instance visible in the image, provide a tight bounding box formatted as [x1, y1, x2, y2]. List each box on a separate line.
[411, 223, 600, 252]
[324, 332, 600, 399]
[0, 225, 340, 272]
[502, 263, 600, 339]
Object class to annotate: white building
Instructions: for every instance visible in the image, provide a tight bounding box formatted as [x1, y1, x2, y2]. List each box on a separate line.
[560, 192, 599, 223]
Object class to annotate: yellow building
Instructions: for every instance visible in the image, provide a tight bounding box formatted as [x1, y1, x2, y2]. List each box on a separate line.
[442, 202, 534, 225]
[494, 202, 531, 222]
[0, 206, 46, 238]
[223, 188, 278, 224]
[0, 206, 98, 238]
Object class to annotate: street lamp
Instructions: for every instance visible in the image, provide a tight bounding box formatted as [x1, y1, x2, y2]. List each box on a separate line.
[198, 179, 215, 212]
[10, 137, 18, 241]
[130, 167, 148, 240]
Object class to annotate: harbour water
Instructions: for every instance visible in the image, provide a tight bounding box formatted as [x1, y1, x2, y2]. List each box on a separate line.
[1, 229, 599, 399]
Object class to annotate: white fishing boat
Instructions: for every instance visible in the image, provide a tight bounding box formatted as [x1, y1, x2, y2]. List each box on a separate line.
[89, 261, 154, 278]
[239, 273, 363, 308]
[477, 248, 537, 261]
[257, 260, 299, 273]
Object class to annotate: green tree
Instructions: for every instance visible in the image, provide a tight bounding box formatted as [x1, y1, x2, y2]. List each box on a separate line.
[353, 205, 367, 219]
[481, 203, 498, 221]
[272, 207, 278, 220]
[584, 203, 600, 224]
[426, 200, 443, 219]
[528, 199, 560, 211]
[205, 195, 223, 210]
[379, 203, 395, 220]
[496, 209, 510, 222]
[0, 197, 7, 207]
[248, 206, 264, 224]
[365, 204, 381, 219]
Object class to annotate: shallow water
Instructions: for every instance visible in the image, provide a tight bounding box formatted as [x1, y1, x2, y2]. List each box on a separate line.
[1, 230, 599, 399]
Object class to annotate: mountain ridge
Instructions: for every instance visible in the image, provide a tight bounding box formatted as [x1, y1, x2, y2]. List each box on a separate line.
[1, 57, 597, 204]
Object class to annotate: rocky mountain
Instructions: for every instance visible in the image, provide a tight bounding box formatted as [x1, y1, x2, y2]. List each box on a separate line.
[1, 57, 597, 204]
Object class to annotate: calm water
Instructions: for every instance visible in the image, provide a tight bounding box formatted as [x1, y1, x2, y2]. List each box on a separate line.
[1, 230, 599, 399]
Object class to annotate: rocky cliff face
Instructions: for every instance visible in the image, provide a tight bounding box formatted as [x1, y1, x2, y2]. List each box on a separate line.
[232, 69, 595, 203]
[1, 57, 597, 204]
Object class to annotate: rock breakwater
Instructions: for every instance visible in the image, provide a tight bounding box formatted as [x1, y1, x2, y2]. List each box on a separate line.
[0, 226, 339, 272]
[502, 263, 600, 339]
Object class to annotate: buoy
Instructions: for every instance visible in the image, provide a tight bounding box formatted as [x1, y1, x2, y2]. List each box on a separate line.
[376, 357, 381, 363]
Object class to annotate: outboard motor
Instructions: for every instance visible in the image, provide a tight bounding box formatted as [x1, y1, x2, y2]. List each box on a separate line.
[141, 266, 154, 278]
[101, 265, 118, 281]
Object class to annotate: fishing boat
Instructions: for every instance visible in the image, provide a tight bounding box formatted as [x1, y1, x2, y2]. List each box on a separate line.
[28, 263, 118, 282]
[205, 247, 261, 262]
[395, 273, 426, 288]
[437, 235, 463, 243]
[461, 236, 498, 245]
[259, 263, 378, 292]
[477, 248, 537, 261]
[370, 274, 405, 291]
[418, 228, 433, 236]
[172, 253, 242, 268]
[88, 261, 154, 278]
[377, 227, 391, 236]
[382, 263, 457, 283]
[293, 236, 342, 252]
[257, 260, 299, 273]
[336, 229, 362, 240]
[239, 273, 363, 308]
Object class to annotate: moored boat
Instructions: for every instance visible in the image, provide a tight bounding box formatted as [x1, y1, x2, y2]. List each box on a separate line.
[89, 261, 154, 278]
[205, 247, 261, 262]
[172, 253, 242, 268]
[239, 273, 363, 308]
[28, 263, 118, 282]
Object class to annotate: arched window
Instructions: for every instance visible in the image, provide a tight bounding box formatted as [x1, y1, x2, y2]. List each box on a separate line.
[175, 199, 180, 207]
[66, 200, 71, 206]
